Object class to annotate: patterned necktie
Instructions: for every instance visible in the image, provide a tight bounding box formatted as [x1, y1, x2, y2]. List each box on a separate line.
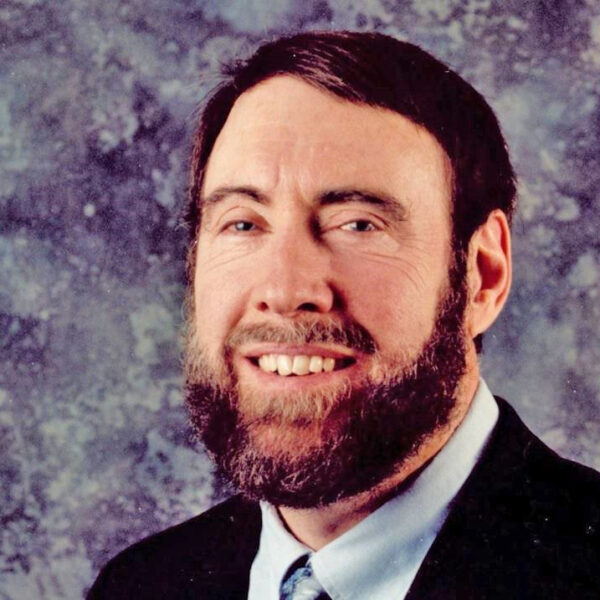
[279, 554, 331, 600]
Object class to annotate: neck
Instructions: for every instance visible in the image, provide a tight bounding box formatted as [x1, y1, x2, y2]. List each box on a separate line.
[277, 364, 480, 550]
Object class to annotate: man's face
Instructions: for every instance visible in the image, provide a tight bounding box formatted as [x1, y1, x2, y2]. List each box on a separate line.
[185, 76, 468, 507]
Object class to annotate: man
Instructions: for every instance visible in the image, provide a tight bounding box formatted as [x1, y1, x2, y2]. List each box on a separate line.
[89, 31, 600, 599]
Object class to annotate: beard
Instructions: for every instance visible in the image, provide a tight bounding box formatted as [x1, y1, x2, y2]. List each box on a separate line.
[184, 256, 469, 509]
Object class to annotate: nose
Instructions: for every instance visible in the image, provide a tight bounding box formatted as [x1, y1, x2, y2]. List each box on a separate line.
[251, 226, 335, 316]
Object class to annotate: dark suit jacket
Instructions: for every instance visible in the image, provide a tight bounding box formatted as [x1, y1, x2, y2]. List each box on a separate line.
[88, 399, 600, 599]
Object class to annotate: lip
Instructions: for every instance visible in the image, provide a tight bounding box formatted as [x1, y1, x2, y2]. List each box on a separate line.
[238, 358, 358, 388]
[241, 344, 356, 360]
[234, 344, 362, 386]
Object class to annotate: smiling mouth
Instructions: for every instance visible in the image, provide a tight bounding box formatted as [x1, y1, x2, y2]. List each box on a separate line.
[249, 354, 356, 376]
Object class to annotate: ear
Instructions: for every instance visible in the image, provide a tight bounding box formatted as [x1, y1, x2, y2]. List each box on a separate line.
[466, 209, 512, 338]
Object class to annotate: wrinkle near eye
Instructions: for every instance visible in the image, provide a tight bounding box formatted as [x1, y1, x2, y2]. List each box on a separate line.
[336, 250, 433, 293]
[197, 246, 255, 273]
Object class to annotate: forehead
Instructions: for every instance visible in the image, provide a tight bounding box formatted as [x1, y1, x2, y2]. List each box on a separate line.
[202, 75, 452, 212]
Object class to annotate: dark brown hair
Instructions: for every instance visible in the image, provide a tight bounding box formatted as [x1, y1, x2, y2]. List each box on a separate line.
[186, 30, 517, 351]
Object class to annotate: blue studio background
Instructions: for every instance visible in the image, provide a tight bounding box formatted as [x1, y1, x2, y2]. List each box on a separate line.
[1, 1, 599, 598]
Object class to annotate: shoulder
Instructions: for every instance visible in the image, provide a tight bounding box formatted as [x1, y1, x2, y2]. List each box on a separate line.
[445, 398, 600, 595]
[411, 398, 600, 599]
[87, 495, 261, 600]
[490, 397, 600, 519]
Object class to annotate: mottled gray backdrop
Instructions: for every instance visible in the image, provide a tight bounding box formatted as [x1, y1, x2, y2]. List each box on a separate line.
[1, 1, 599, 598]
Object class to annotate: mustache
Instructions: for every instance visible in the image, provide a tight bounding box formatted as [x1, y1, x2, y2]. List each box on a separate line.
[225, 316, 378, 355]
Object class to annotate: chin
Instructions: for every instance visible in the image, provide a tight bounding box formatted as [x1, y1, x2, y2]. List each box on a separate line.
[233, 375, 355, 427]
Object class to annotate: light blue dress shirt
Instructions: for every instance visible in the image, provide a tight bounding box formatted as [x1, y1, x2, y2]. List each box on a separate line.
[248, 379, 499, 600]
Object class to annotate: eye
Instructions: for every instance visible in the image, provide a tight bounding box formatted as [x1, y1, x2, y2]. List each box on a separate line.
[340, 220, 378, 232]
[223, 220, 258, 233]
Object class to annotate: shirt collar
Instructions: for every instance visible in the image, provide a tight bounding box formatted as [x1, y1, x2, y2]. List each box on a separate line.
[253, 379, 498, 600]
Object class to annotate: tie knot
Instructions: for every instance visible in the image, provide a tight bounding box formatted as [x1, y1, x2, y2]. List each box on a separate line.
[279, 554, 330, 600]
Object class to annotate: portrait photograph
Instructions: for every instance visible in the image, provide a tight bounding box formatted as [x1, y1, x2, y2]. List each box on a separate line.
[1, 1, 599, 599]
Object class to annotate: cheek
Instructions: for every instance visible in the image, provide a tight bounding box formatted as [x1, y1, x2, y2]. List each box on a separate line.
[193, 262, 249, 350]
[332, 255, 443, 354]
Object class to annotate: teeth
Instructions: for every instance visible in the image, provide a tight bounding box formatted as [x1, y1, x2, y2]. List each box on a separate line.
[276, 355, 293, 376]
[256, 354, 342, 376]
[309, 355, 323, 373]
[258, 355, 277, 372]
[292, 355, 310, 375]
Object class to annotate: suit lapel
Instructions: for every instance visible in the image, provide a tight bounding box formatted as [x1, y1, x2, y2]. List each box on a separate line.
[405, 398, 550, 600]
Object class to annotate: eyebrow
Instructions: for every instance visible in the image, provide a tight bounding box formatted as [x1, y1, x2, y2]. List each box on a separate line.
[201, 186, 270, 209]
[200, 186, 408, 222]
[319, 189, 408, 221]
